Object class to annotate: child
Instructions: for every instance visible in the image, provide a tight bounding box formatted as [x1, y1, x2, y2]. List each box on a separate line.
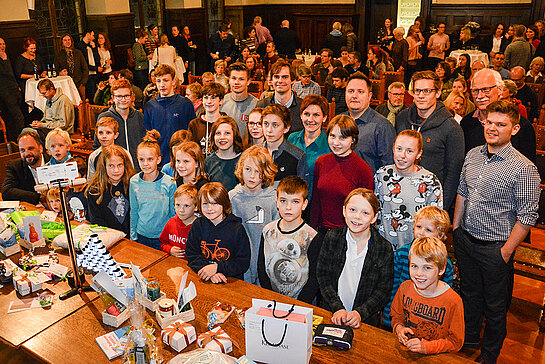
[204, 116, 243, 191]
[45, 128, 72, 165]
[214, 59, 229, 90]
[242, 108, 265, 148]
[383, 206, 454, 328]
[374, 130, 443, 251]
[391, 237, 464, 354]
[327, 67, 349, 115]
[85, 145, 136, 236]
[186, 182, 250, 283]
[88, 117, 132, 180]
[188, 83, 226, 156]
[46, 188, 62, 214]
[174, 141, 208, 189]
[159, 184, 198, 259]
[229, 145, 279, 285]
[258, 176, 323, 303]
[161, 130, 192, 177]
[201, 72, 215, 86]
[185, 82, 204, 117]
[66, 156, 89, 222]
[262, 104, 308, 183]
[129, 130, 176, 249]
[317, 188, 394, 328]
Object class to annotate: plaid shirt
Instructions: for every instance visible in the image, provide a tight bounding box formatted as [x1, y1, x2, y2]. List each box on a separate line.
[458, 143, 540, 241]
[292, 80, 321, 99]
[317, 225, 393, 326]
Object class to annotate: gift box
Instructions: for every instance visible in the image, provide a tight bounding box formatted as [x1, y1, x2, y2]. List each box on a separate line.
[161, 319, 196, 352]
[18, 238, 46, 251]
[13, 273, 43, 296]
[102, 307, 131, 328]
[197, 326, 232, 354]
[0, 243, 19, 257]
[155, 302, 195, 329]
[256, 307, 307, 323]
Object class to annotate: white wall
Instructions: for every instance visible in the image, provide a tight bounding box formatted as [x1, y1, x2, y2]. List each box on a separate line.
[0, 0, 30, 21]
[165, 0, 202, 9]
[85, 0, 130, 15]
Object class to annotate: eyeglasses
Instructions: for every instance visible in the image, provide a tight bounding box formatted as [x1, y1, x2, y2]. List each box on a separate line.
[388, 92, 404, 97]
[470, 85, 497, 96]
[412, 88, 437, 95]
[247, 121, 262, 127]
[113, 94, 131, 100]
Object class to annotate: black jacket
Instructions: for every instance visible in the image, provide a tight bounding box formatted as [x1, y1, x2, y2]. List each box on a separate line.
[480, 34, 509, 55]
[76, 40, 101, 73]
[208, 33, 238, 62]
[274, 27, 301, 59]
[2, 155, 50, 204]
[256, 94, 304, 133]
[87, 182, 131, 236]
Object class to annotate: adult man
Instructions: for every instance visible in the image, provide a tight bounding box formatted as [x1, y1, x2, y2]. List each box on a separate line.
[344, 72, 395, 174]
[453, 100, 540, 364]
[257, 60, 303, 133]
[426, 22, 450, 70]
[118, 69, 144, 110]
[396, 71, 464, 209]
[481, 23, 509, 59]
[313, 48, 335, 86]
[30, 79, 74, 139]
[292, 64, 321, 99]
[391, 27, 409, 72]
[220, 62, 258, 136]
[504, 24, 535, 70]
[253, 16, 273, 57]
[345, 51, 368, 76]
[208, 25, 237, 69]
[375, 82, 407, 126]
[274, 20, 301, 60]
[510, 66, 539, 122]
[327, 67, 349, 115]
[143, 64, 196, 165]
[0, 37, 25, 141]
[489, 52, 510, 79]
[76, 29, 101, 102]
[93, 79, 145, 169]
[262, 42, 280, 75]
[2, 130, 50, 204]
[461, 68, 536, 162]
[321, 22, 346, 58]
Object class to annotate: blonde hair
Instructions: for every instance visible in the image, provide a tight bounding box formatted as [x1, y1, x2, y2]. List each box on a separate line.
[343, 188, 379, 215]
[214, 59, 226, 71]
[45, 128, 72, 150]
[409, 237, 448, 272]
[173, 141, 207, 182]
[174, 183, 198, 205]
[235, 146, 277, 188]
[444, 90, 475, 117]
[46, 187, 60, 201]
[96, 116, 119, 134]
[414, 206, 450, 240]
[168, 130, 192, 172]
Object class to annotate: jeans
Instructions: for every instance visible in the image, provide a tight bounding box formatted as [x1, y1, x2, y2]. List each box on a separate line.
[137, 233, 161, 251]
[453, 228, 514, 363]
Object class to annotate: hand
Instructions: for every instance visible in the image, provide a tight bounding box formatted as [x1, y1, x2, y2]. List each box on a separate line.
[198, 264, 218, 281]
[90, 41, 96, 48]
[97, 66, 104, 73]
[170, 246, 185, 258]
[210, 273, 227, 284]
[30, 120, 42, 128]
[184, 61, 188, 68]
[225, 57, 231, 62]
[98, 81, 105, 90]
[40, 71, 48, 78]
[59, 69, 68, 76]
[406, 338, 426, 353]
[345, 310, 361, 328]
[395, 325, 415, 346]
[500, 246, 511, 263]
[0, 51, 7, 60]
[331, 309, 348, 326]
[399, 66, 404, 72]
[106, 59, 112, 65]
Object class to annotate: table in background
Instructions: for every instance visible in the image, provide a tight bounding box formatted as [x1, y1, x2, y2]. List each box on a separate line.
[25, 76, 82, 111]
[296, 53, 318, 68]
[23, 255, 472, 363]
[449, 50, 489, 68]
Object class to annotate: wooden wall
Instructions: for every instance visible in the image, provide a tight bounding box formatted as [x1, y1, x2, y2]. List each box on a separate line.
[0, 20, 37, 62]
[87, 13, 135, 70]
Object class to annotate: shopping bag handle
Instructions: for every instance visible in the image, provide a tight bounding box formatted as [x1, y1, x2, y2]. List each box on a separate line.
[261, 319, 288, 347]
[267, 300, 295, 319]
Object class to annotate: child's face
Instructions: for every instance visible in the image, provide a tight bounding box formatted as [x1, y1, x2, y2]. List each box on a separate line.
[214, 123, 234, 152]
[202, 76, 214, 85]
[97, 125, 118, 147]
[48, 197, 62, 213]
[242, 158, 263, 191]
[343, 195, 377, 235]
[48, 135, 70, 162]
[215, 64, 225, 75]
[175, 194, 196, 223]
[409, 255, 445, 294]
[263, 114, 288, 145]
[175, 150, 197, 180]
[106, 155, 125, 185]
[201, 199, 224, 225]
[413, 217, 445, 240]
[203, 94, 221, 114]
[137, 147, 161, 175]
[393, 135, 422, 174]
[247, 112, 264, 139]
[156, 74, 176, 97]
[328, 125, 352, 157]
[277, 191, 307, 224]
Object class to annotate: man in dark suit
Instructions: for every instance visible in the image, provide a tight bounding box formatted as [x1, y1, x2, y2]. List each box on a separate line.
[274, 20, 300, 60]
[2, 130, 49, 204]
[481, 23, 509, 59]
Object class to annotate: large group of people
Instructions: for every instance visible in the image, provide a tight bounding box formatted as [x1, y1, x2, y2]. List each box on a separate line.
[0, 15, 543, 364]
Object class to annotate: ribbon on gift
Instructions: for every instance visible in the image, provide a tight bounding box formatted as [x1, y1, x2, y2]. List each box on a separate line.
[15, 274, 31, 291]
[163, 321, 192, 346]
[199, 327, 240, 352]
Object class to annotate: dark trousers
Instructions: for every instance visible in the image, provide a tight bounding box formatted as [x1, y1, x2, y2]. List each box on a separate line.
[133, 69, 149, 91]
[453, 228, 514, 363]
[86, 74, 99, 104]
[137, 233, 161, 251]
[0, 90, 25, 141]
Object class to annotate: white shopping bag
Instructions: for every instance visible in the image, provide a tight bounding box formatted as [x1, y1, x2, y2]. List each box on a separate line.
[245, 298, 313, 364]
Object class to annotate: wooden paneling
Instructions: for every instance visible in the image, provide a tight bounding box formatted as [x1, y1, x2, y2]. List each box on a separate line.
[0, 20, 37, 62]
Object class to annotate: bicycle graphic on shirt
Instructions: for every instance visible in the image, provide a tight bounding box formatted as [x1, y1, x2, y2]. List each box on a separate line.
[201, 240, 230, 261]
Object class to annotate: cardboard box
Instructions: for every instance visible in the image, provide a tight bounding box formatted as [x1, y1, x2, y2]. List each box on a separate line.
[161, 320, 196, 352]
[0, 243, 19, 257]
[18, 238, 46, 251]
[197, 326, 232, 354]
[155, 304, 195, 329]
[102, 308, 130, 328]
[138, 291, 166, 312]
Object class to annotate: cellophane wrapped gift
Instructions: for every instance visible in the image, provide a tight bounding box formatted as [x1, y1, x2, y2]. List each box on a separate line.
[168, 348, 237, 364]
[122, 302, 161, 364]
[161, 320, 196, 352]
[197, 327, 232, 354]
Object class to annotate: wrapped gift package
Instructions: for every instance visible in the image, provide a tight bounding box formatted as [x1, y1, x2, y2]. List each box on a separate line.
[0, 227, 19, 257]
[197, 327, 232, 354]
[13, 273, 43, 296]
[18, 238, 46, 251]
[161, 319, 196, 352]
[102, 307, 131, 328]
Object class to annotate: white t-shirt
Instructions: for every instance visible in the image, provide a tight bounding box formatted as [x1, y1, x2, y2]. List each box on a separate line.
[338, 229, 369, 312]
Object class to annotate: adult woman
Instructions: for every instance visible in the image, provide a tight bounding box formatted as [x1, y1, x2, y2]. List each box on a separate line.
[94, 72, 119, 106]
[180, 26, 197, 76]
[444, 90, 475, 123]
[133, 28, 150, 90]
[454, 53, 471, 81]
[13, 38, 46, 96]
[56, 34, 89, 96]
[245, 56, 264, 82]
[453, 27, 476, 51]
[96, 33, 113, 78]
[310, 115, 373, 233]
[377, 18, 394, 51]
[435, 61, 453, 100]
[525, 57, 544, 83]
[144, 24, 160, 56]
[287, 95, 331, 195]
[367, 46, 387, 79]
[391, 27, 408, 72]
[343, 23, 358, 52]
[152, 34, 177, 71]
[405, 25, 423, 85]
[240, 25, 257, 55]
[451, 76, 471, 99]
[526, 25, 541, 49]
[237, 46, 251, 64]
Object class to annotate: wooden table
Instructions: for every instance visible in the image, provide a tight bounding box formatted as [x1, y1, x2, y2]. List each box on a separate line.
[22, 256, 472, 363]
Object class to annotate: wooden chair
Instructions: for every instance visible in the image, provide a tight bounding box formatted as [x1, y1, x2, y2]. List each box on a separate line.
[0, 113, 8, 143]
[527, 83, 545, 113]
[370, 78, 386, 106]
[328, 98, 336, 126]
[188, 74, 202, 85]
[177, 84, 187, 97]
[248, 81, 264, 95]
[535, 124, 545, 151]
[538, 105, 545, 126]
[404, 90, 414, 107]
[320, 85, 327, 97]
[85, 101, 109, 136]
[75, 101, 87, 136]
[383, 70, 404, 90]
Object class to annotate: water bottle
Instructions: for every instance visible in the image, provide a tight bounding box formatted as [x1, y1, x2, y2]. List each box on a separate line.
[33, 64, 38, 80]
[47, 64, 52, 78]
[52, 63, 57, 77]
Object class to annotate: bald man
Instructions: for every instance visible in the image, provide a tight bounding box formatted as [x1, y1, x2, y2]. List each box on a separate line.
[510, 66, 539, 122]
[470, 60, 486, 80]
[274, 19, 301, 60]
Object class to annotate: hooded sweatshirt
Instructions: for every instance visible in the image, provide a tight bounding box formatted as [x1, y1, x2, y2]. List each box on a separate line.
[41, 87, 75, 133]
[186, 213, 250, 279]
[229, 184, 279, 284]
[143, 93, 197, 165]
[395, 101, 464, 209]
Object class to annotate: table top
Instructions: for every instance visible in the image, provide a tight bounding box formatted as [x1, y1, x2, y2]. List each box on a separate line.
[23, 256, 472, 363]
[25, 75, 82, 110]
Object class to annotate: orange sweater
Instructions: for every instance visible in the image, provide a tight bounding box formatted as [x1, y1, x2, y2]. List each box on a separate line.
[391, 280, 464, 354]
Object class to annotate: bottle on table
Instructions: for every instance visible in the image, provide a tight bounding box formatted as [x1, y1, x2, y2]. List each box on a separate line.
[47, 64, 52, 78]
[33, 64, 38, 81]
[52, 63, 57, 77]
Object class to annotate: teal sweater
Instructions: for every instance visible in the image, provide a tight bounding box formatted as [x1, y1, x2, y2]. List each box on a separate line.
[129, 172, 176, 240]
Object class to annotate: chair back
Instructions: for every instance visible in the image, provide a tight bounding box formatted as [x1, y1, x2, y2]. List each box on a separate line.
[370, 78, 386, 106]
[535, 124, 545, 151]
[0, 113, 8, 143]
[383, 70, 404, 90]
[249, 81, 264, 95]
[86, 101, 109, 135]
[188, 74, 202, 85]
[527, 83, 545, 111]
[328, 98, 336, 127]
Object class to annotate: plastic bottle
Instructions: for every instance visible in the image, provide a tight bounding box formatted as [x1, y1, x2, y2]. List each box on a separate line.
[33, 64, 38, 80]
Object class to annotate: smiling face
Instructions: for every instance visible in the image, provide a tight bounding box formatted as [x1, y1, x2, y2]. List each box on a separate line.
[201, 199, 224, 225]
[532, 61, 544, 73]
[27, 43, 36, 56]
[48, 134, 69, 162]
[301, 105, 325, 134]
[229, 70, 249, 94]
[451, 96, 465, 115]
[245, 57, 256, 70]
[96, 125, 118, 147]
[343, 194, 377, 235]
[175, 194, 196, 223]
[242, 158, 263, 191]
[495, 24, 504, 37]
[410, 255, 444, 295]
[471, 73, 501, 110]
[106, 154, 124, 185]
[241, 47, 250, 59]
[277, 191, 307, 224]
[411, 79, 440, 113]
[175, 150, 197, 181]
[171, 26, 180, 37]
[62, 35, 72, 49]
[328, 125, 352, 157]
[203, 94, 221, 114]
[215, 63, 225, 75]
[526, 28, 535, 40]
[272, 66, 292, 94]
[214, 123, 234, 152]
[98, 34, 106, 46]
[137, 146, 161, 175]
[247, 111, 264, 140]
[393, 134, 422, 175]
[112, 87, 132, 110]
[18, 135, 43, 167]
[484, 111, 520, 153]
[346, 78, 372, 115]
[263, 114, 288, 145]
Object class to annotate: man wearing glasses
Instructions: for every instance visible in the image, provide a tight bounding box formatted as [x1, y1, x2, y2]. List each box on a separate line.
[93, 78, 145, 170]
[395, 71, 464, 209]
[460, 68, 536, 162]
[375, 82, 407, 126]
